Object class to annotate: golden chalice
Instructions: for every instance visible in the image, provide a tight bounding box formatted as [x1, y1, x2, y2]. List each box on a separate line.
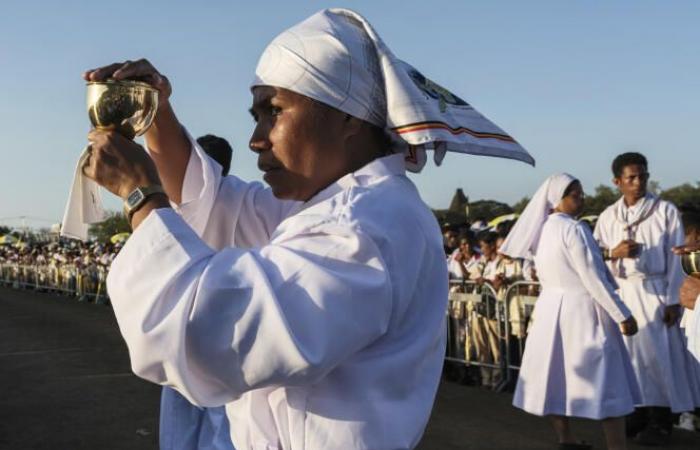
[681, 251, 700, 278]
[86, 79, 159, 139]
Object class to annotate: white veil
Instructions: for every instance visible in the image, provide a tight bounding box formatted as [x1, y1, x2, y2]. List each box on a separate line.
[499, 173, 578, 259]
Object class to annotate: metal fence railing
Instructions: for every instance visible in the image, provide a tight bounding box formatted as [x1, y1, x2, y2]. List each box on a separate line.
[0, 263, 109, 304]
[2, 261, 544, 392]
[445, 278, 541, 391]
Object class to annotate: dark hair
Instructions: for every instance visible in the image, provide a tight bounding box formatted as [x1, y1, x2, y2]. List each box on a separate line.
[612, 152, 647, 178]
[197, 134, 233, 176]
[477, 231, 498, 246]
[682, 211, 700, 235]
[458, 231, 476, 246]
[562, 179, 581, 198]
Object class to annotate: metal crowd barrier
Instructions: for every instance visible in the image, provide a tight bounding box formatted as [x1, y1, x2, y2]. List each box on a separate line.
[502, 281, 541, 371]
[2, 261, 543, 390]
[0, 263, 109, 304]
[445, 278, 541, 392]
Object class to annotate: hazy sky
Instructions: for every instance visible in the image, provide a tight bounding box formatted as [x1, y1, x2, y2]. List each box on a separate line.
[1, 0, 698, 228]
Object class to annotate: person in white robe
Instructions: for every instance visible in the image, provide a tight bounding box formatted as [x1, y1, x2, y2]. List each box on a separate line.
[594, 152, 700, 445]
[673, 212, 700, 431]
[78, 8, 534, 450]
[501, 173, 640, 450]
[674, 239, 700, 363]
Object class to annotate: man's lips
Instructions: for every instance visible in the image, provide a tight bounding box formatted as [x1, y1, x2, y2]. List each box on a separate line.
[258, 163, 282, 172]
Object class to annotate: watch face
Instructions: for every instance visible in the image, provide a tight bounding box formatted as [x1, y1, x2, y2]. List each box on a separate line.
[127, 189, 145, 207]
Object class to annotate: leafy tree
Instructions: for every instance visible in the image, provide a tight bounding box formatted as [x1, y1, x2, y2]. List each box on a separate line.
[467, 200, 513, 222]
[448, 188, 468, 213]
[0, 225, 10, 235]
[88, 211, 130, 243]
[581, 184, 619, 216]
[661, 182, 700, 212]
[511, 197, 530, 214]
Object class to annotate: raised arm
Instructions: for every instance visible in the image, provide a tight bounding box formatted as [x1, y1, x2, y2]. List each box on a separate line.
[83, 59, 190, 203]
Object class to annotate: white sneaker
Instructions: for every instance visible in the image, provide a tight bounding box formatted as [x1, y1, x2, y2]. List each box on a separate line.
[675, 412, 696, 431]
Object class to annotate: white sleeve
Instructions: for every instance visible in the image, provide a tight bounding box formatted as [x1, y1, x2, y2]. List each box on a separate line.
[689, 296, 700, 362]
[566, 222, 631, 323]
[593, 214, 608, 247]
[664, 205, 685, 305]
[154, 130, 297, 246]
[106, 209, 392, 407]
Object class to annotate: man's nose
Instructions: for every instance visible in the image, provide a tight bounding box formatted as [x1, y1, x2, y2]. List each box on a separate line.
[249, 123, 270, 154]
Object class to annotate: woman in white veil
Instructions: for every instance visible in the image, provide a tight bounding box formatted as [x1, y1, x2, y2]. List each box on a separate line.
[500, 174, 639, 450]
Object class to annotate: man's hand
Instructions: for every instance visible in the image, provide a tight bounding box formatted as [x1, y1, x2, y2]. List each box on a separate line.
[83, 130, 162, 199]
[673, 243, 700, 255]
[620, 316, 638, 336]
[662, 304, 682, 327]
[611, 239, 641, 259]
[492, 274, 504, 291]
[83, 59, 172, 112]
[83, 59, 190, 205]
[680, 277, 700, 310]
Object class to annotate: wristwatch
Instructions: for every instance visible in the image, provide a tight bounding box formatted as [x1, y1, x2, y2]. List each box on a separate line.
[602, 247, 612, 260]
[124, 185, 166, 220]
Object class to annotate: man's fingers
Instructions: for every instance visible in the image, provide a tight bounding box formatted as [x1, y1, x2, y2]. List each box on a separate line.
[84, 59, 157, 83]
[112, 59, 155, 80]
[82, 148, 95, 179]
[673, 244, 700, 255]
[85, 62, 127, 82]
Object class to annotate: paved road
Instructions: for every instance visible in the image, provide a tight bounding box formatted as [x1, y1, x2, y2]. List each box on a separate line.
[1, 286, 699, 449]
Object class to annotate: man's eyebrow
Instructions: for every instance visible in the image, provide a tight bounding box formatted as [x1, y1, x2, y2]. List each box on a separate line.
[249, 94, 275, 113]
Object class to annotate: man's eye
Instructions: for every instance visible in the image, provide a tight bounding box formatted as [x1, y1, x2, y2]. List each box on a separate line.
[270, 106, 282, 116]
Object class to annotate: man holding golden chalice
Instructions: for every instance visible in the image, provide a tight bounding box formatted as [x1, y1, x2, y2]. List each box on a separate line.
[673, 240, 700, 363]
[77, 9, 535, 450]
[674, 243, 700, 309]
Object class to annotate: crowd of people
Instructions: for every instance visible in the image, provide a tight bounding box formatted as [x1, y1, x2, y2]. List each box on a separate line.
[0, 133, 234, 301]
[0, 239, 121, 302]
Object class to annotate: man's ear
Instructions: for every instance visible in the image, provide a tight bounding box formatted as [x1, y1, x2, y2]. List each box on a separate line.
[612, 177, 621, 188]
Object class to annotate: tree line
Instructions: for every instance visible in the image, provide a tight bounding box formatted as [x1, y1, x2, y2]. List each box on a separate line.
[437, 182, 700, 225]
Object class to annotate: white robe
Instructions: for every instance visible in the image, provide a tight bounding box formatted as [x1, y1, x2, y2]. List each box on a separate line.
[595, 196, 700, 411]
[513, 213, 639, 419]
[688, 297, 700, 362]
[107, 140, 448, 450]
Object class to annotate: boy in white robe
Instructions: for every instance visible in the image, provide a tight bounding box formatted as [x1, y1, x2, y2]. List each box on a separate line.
[594, 152, 700, 446]
[78, 8, 533, 450]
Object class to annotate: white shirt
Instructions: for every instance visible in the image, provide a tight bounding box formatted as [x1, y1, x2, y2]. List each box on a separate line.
[594, 196, 685, 304]
[106, 147, 448, 450]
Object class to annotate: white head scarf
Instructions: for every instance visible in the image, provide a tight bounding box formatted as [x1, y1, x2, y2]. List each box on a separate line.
[499, 173, 578, 259]
[252, 8, 534, 172]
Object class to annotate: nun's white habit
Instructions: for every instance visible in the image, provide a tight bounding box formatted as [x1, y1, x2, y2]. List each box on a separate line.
[501, 174, 640, 419]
